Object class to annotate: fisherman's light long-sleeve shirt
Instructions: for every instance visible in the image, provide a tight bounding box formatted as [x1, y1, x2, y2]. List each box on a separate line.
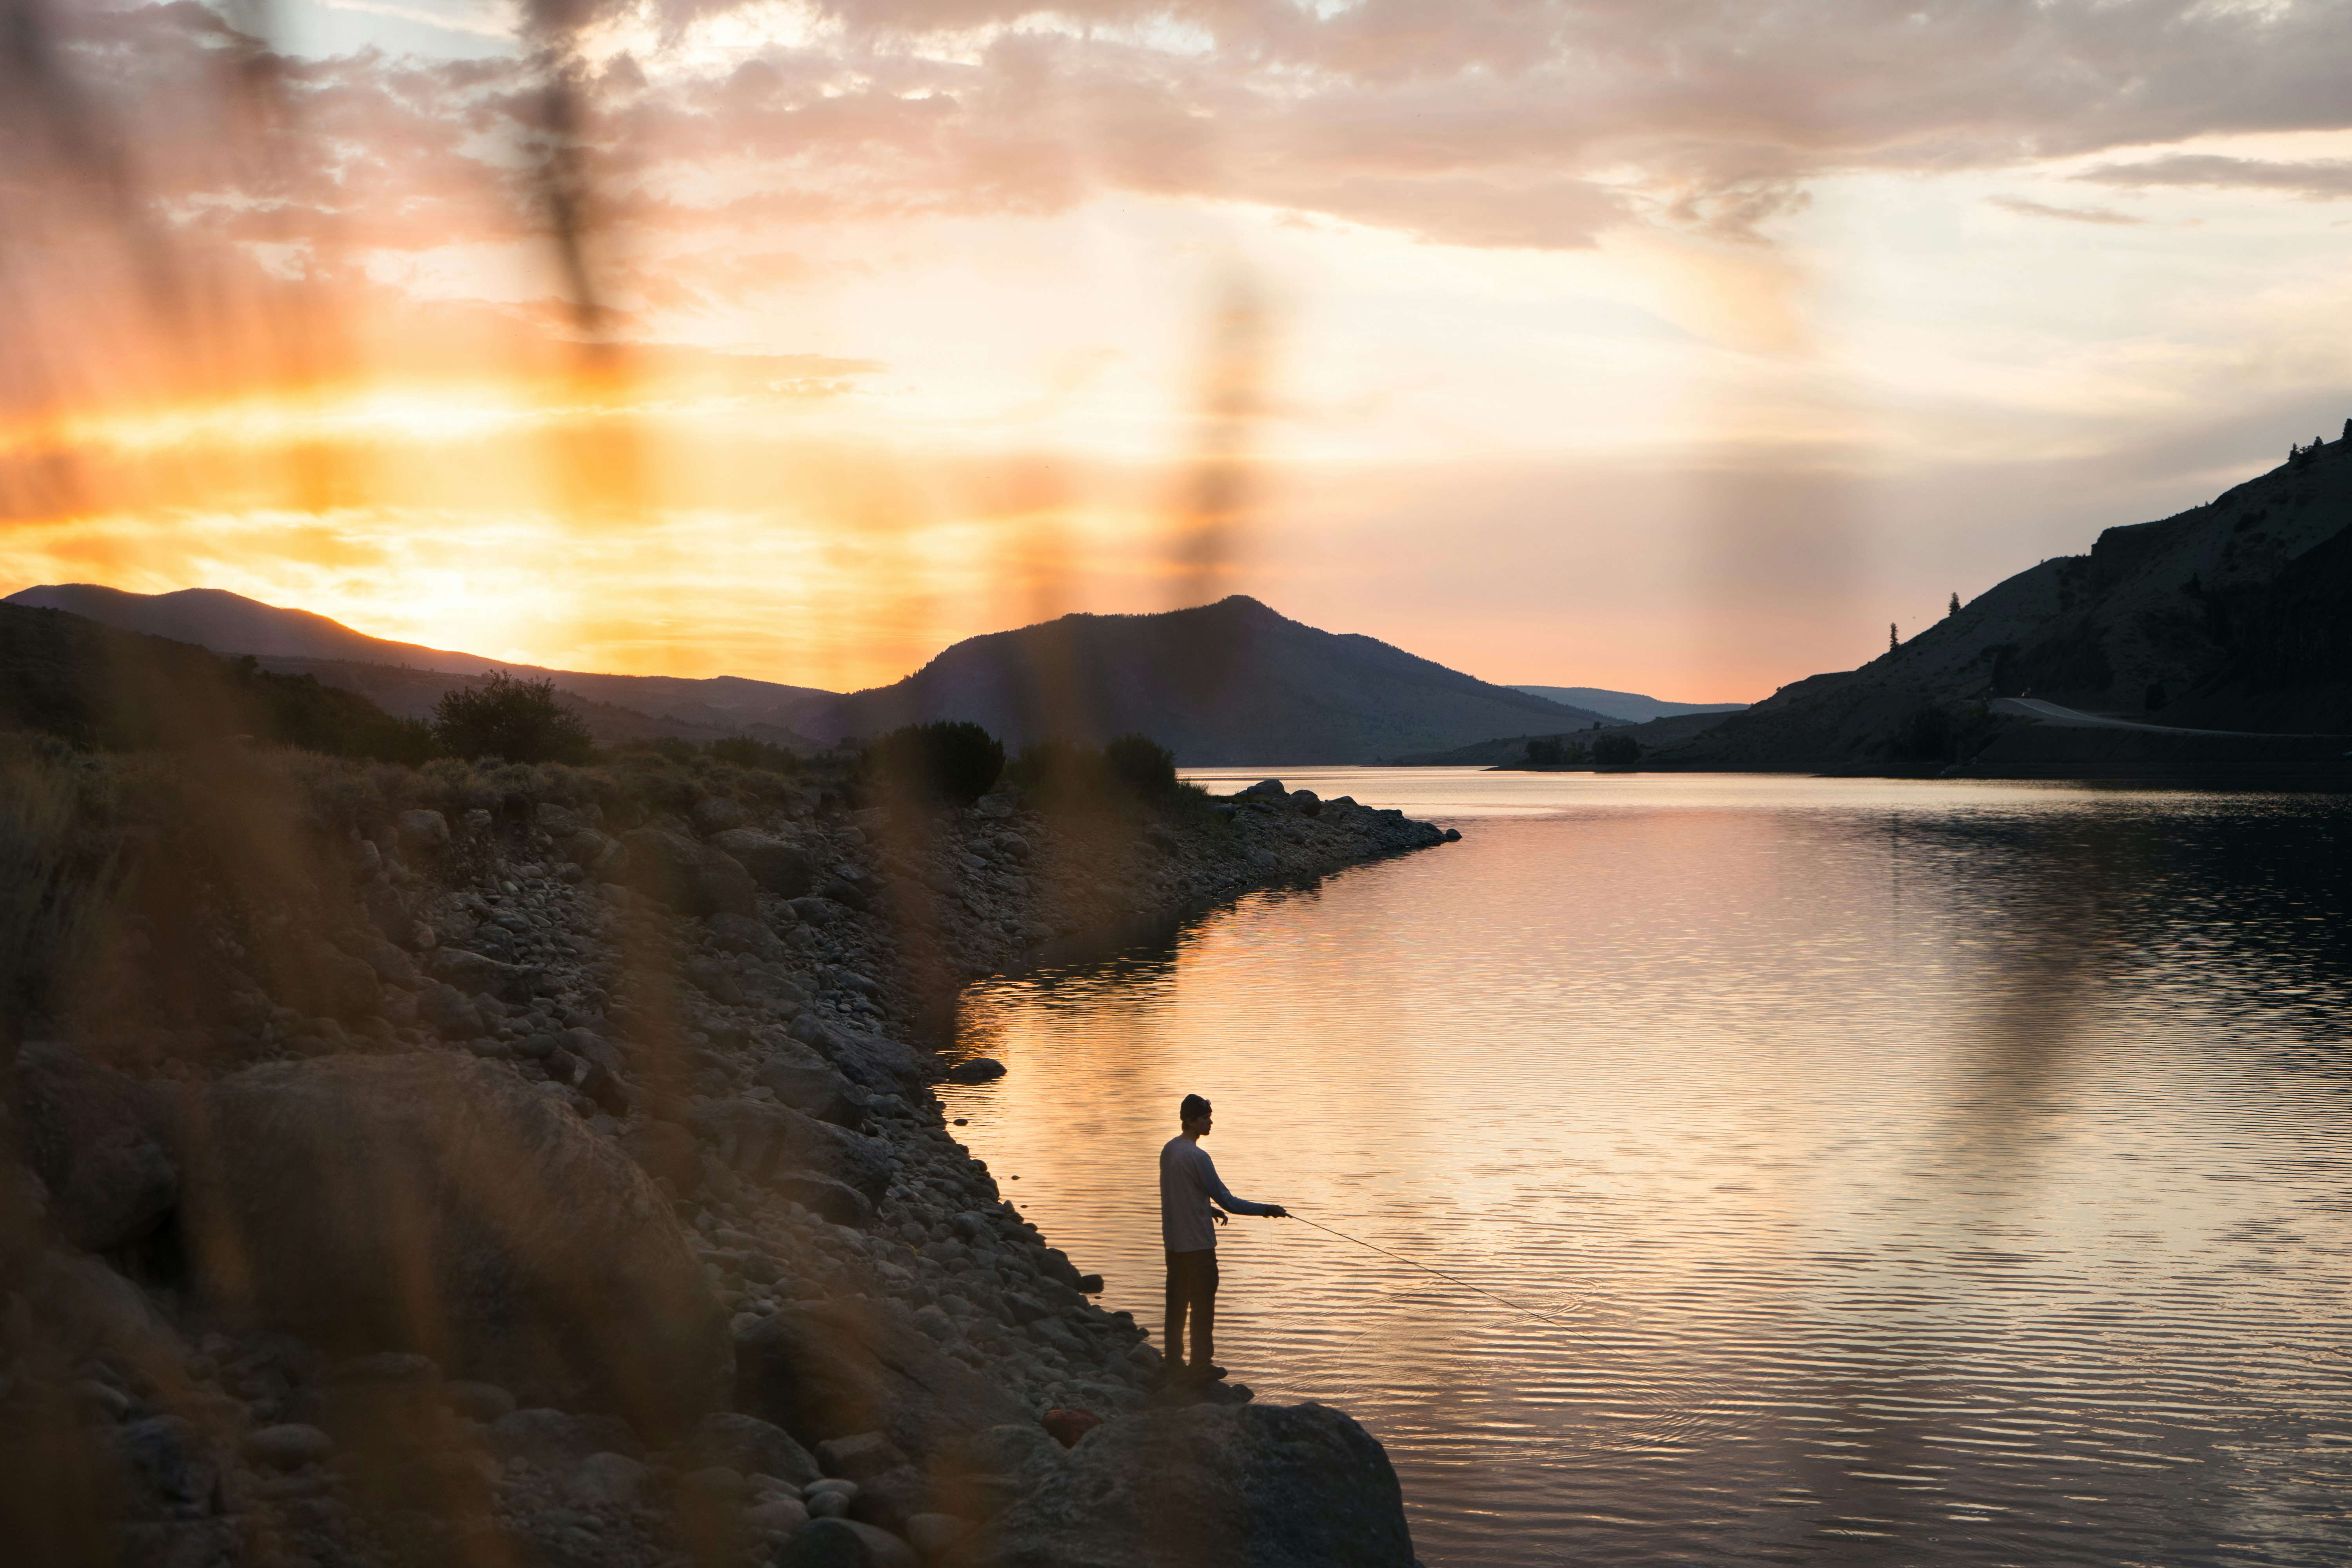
[1160, 1136, 1275, 1252]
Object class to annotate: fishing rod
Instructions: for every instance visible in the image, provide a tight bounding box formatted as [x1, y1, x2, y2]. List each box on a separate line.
[1281, 1212, 1593, 1336]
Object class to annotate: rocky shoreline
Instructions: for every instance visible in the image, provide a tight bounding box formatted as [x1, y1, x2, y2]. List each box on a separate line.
[1, 758, 1450, 1568]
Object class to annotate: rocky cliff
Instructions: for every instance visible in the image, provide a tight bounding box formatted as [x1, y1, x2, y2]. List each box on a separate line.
[1652, 426, 2352, 775]
[0, 744, 1443, 1567]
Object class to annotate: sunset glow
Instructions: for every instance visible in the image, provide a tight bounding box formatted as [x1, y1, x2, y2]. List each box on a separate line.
[7, 1, 2352, 695]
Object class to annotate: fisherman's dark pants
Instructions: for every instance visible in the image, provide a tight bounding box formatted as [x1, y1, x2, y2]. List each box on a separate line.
[1164, 1248, 1219, 1369]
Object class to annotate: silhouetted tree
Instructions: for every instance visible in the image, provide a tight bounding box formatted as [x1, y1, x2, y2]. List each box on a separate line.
[1592, 735, 1642, 766]
[1889, 622, 1899, 652]
[863, 721, 1005, 806]
[1103, 733, 1178, 797]
[1949, 592, 1961, 617]
[1525, 737, 1563, 766]
[432, 673, 594, 763]
[2145, 680, 2169, 712]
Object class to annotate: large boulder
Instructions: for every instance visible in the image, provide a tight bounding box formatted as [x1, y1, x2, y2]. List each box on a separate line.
[755, 1048, 866, 1128]
[428, 947, 543, 1006]
[11, 1044, 180, 1253]
[621, 828, 758, 917]
[176, 1054, 731, 1437]
[789, 1017, 935, 1099]
[685, 1097, 891, 1201]
[670, 1412, 821, 1487]
[708, 829, 816, 898]
[941, 1403, 1415, 1568]
[735, 1298, 1031, 1463]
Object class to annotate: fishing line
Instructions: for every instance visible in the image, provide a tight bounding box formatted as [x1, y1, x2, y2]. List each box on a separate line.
[1283, 1212, 1594, 1336]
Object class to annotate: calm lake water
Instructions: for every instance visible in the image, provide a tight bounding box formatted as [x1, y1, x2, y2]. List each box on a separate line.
[942, 771, 2352, 1568]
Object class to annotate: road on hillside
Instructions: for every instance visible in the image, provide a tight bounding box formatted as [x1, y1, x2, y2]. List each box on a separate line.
[1989, 697, 2343, 740]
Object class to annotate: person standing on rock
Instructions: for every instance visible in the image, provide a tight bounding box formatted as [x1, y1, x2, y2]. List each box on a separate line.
[1160, 1093, 1286, 1387]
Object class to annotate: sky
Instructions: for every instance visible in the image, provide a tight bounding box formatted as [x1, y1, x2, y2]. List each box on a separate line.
[2, 0, 2350, 700]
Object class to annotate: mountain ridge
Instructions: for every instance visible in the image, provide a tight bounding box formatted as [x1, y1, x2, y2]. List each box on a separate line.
[2, 586, 1617, 764]
[1650, 426, 2352, 775]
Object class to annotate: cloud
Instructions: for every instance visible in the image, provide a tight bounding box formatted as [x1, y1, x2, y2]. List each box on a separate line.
[2075, 154, 2352, 200]
[1987, 194, 2146, 226]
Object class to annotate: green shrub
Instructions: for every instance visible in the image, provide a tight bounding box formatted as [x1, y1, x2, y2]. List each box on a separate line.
[432, 673, 595, 764]
[1104, 733, 1178, 797]
[1592, 734, 1642, 766]
[708, 735, 800, 773]
[862, 721, 1005, 807]
[0, 745, 113, 1051]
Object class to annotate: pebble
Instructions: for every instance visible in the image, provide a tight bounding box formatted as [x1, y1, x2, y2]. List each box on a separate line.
[243, 1424, 334, 1471]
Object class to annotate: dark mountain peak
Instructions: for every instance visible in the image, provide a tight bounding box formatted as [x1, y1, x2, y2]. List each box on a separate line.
[826, 595, 1615, 762]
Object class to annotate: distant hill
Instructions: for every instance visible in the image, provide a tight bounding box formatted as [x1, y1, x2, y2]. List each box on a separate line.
[1510, 685, 1747, 724]
[800, 596, 1617, 764]
[0, 603, 429, 758]
[1394, 710, 1737, 766]
[1652, 425, 2352, 775]
[5, 585, 1619, 764]
[2, 585, 835, 749]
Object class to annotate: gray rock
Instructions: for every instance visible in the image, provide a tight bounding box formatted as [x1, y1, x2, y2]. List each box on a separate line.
[565, 1451, 649, 1508]
[178, 1054, 731, 1438]
[756, 1051, 865, 1127]
[243, 1423, 333, 1470]
[707, 911, 783, 957]
[746, 1495, 813, 1535]
[672, 1412, 821, 1488]
[491, 1409, 642, 1469]
[108, 1416, 218, 1519]
[441, 1381, 519, 1422]
[940, 1402, 1415, 1568]
[776, 1174, 878, 1229]
[808, 1487, 852, 1518]
[537, 803, 591, 838]
[788, 895, 844, 925]
[349, 931, 421, 989]
[973, 795, 1017, 820]
[11, 1044, 179, 1253]
[621, 828, 759, 917]
[790, 1017, 934, 1100]
[943, 1058, 1005, 1085]
[816, 1431, 908, 1481]
[818, 875, 870, 911]
[736, 1300, 1032, 1463]
[1236, 779, 1287, 800]
[686, 1098, 892, 1202]
[428, 947, 544, 1006]
[848, 1465, 934, 1533]
[691, 796, 751, 835]
[782, 1518, 918, 1568]
[561, 828, 628, 882]
[908, 1513, 974, 1561]
[395, 809, 451, 854]
[712, 829, 818, 898]
[958, 1425, 1065, 1488]
[417, 981, 485, 1039]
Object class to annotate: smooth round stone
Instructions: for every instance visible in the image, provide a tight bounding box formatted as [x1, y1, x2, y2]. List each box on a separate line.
[243, 1424, 333, 1470]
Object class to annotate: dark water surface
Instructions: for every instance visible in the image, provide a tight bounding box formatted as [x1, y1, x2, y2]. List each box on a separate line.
[943, 772, 2352, 1567]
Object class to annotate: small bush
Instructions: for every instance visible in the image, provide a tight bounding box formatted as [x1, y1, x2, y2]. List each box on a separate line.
[709, 735, 800, 773]
[1526, 737, 1562, 766]
[432, 673, 595, 765]
[1592, 734, 1643, 766]
[1103, 733, 1178, 797]
[862, 721, 1005, 808]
